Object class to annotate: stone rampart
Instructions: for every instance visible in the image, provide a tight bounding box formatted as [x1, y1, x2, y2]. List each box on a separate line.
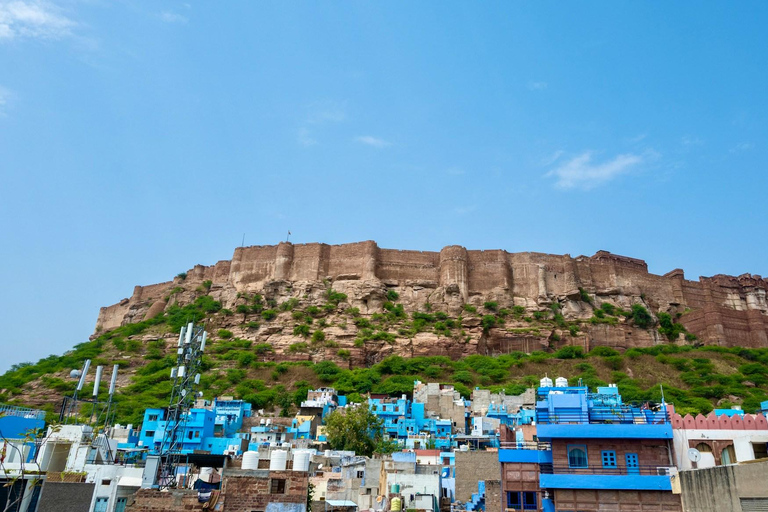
[94, 241, 768, 350]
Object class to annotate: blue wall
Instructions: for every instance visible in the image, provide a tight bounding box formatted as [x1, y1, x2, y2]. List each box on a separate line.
[539, 473, 672, 491]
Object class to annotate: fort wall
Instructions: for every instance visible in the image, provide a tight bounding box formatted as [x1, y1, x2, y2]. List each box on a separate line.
[94, 241, 768, 349]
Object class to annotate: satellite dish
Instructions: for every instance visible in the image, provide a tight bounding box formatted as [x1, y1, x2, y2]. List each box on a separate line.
[69, 369, 82, 379]
[688, 448, 701, 462]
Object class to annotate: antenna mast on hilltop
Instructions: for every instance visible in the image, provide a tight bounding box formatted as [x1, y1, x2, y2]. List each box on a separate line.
[156, 322, 207, 489]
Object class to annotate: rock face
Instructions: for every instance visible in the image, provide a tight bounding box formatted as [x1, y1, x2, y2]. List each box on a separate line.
[95, 241, 768, 365]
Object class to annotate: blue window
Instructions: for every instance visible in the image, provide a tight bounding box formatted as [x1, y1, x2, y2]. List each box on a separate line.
[567, 445, 588, 468]
[506, 492, 537, 510]
[601, 450, 617, 468]
[507, 492, 521, 509]
[626, 453, 639, 474]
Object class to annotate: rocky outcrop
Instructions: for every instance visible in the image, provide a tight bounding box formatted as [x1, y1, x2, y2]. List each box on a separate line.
[94, 241, 768, 365]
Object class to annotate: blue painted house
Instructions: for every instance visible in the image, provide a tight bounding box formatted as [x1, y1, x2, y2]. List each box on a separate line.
[0, 404, 46, 463]
[212, 397, 252, 437]
[499, 382, 681, 512]
[138, 408, 216, 455]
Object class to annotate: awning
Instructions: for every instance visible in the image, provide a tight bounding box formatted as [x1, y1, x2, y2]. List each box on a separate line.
[325, 501, 358, 508]
[118, 477, 143, 487]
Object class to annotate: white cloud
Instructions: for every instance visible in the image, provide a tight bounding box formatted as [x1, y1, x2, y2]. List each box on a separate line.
[625, 133, 647, 144]
[355, 135, 391, 148]
[297, 100, 346, 147]
[545, 151, 643, 190]
[681, 135, 703, 146]
[0, 1, 75, 41]
[541, 150, 564, 167]
[730, 142, 754, 154]
[297, 127, 317, 147]
[527, 81, 548, 91]
[306, 100, 347, 124]
[0, 86, 9, 115]
[160, 11, 188, 24]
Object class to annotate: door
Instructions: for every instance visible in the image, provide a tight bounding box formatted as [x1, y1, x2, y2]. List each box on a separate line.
[625, 453, 639, 474]
[94, 497, 109, 512]
[115, 497, 128, 512]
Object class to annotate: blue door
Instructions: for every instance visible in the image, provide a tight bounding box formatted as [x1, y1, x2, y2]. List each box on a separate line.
[115, 497, 128, 512]
[626, 453, 639, 474]
[94, 498, 109, 512]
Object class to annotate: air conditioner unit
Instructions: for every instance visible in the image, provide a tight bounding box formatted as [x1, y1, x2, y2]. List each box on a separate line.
[656, 467, 671, 476]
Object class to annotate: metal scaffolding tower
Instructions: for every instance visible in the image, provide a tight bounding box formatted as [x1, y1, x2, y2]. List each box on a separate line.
[156, 322, 207, 489]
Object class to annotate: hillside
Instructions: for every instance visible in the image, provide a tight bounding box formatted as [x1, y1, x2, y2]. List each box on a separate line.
[1, 241, 768, 425]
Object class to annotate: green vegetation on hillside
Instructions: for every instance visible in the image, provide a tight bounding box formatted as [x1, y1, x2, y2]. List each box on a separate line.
[2, 290, 766, 426]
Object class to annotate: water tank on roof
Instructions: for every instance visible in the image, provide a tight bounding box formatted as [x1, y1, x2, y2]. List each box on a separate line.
[270, 450, 288, 470]
[555, 377, 568, 387]
[293, 450, 311, 472]
[242, 451, 260, 470]
[540, 377, 553, 388]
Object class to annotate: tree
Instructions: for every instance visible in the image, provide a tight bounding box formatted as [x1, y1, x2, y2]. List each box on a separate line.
[236, 304, 250, 322]
[323, 403, 385, 457]
[629, 304, 654, 329]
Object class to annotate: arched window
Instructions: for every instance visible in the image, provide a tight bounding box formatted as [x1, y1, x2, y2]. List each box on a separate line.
[568, 445, 588, 468]
[721, 445, 737, 465]
[695, 442, 713, 453]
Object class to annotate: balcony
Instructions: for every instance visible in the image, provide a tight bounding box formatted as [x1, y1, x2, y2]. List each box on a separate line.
[539, 465, 674, 491]
[535, 411, 672, 439]
[499, 442, 553, 464]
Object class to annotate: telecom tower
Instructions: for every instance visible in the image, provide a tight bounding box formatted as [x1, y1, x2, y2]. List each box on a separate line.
[156, 322, 207, 489]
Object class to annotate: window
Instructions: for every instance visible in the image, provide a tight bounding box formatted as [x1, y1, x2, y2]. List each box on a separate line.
[522, 492, 537, 510]
[270, 479, 286, 494]
[567, 445, 588, 468]
[101, 479, 112, 486]
[145, 431, 155, 437]
[194, 431, 200, 439]
[601, 450, 617, 468]
[507, 492, 521, 509]
[148, 415, 158, 422]
[356, 471, 365, 478]
[625, 453, 639, 475]
[752, 442, 768, 460]
[506, 492, 537, 511]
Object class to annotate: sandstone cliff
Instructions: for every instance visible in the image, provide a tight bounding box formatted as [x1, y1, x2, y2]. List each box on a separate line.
[94, 241, 768, 367]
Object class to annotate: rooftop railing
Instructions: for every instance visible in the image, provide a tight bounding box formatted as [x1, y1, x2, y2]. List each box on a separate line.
[536, 410, 669, 425]
[545, 465, 674, 476]
[498, 441, 552, 451]
[0, 404, 46, 420]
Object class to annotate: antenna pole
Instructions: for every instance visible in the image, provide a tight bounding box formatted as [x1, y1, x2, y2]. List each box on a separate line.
[241, 233, 245, 247]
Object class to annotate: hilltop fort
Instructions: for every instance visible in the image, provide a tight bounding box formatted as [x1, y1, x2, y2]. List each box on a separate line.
[95, 241, 768, 367]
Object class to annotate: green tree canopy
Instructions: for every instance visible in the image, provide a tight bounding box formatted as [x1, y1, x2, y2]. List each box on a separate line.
[323, 403, 384, 457]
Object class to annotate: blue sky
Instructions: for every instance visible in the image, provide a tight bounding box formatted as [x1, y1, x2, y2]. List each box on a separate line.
[1, 1, 767, 373]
